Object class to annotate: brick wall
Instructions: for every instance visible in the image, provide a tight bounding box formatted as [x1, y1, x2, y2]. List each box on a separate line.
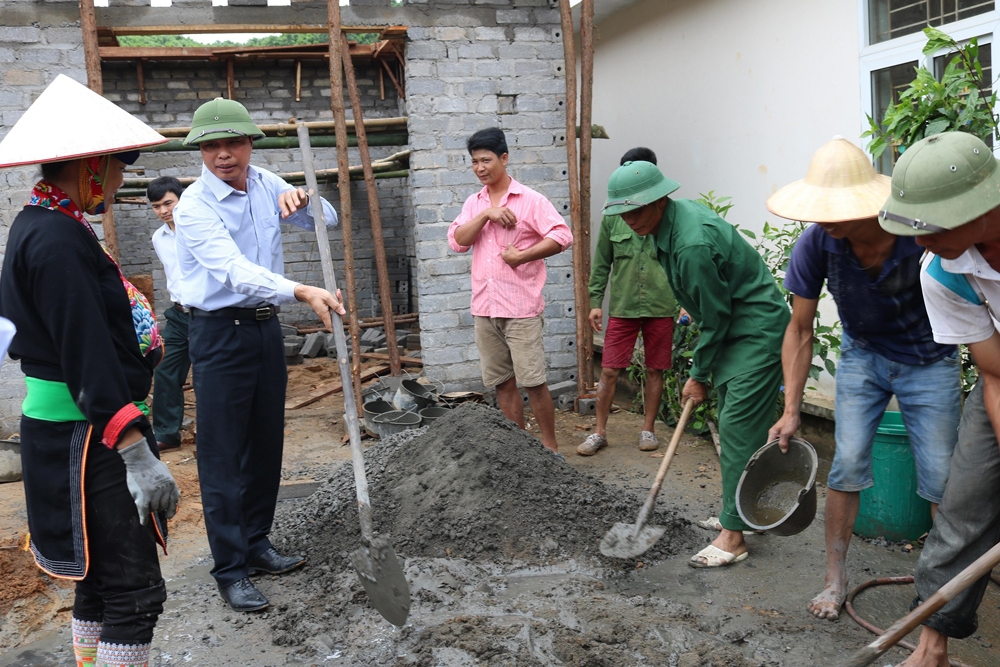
[404, 0, 578, 389]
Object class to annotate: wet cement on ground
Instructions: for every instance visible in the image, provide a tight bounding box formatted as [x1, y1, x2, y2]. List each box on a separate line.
[4, 403, 999, 666]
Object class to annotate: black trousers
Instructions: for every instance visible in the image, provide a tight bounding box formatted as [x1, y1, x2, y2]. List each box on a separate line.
[152, 305, 191, 447]
[188, 313, 286, 587]
[73, 432, 166, 645]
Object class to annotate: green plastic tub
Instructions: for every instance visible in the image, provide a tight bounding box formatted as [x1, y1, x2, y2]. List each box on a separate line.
[855, 411, 933, 541]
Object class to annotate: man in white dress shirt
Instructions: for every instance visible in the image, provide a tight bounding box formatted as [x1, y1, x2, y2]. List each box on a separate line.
[173, 98, 344, 613]
[148, 177, 189, 453]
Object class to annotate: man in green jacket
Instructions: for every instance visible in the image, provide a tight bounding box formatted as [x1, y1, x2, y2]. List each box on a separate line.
[603, 161, 790, 568]
[581, 147, 679, 457]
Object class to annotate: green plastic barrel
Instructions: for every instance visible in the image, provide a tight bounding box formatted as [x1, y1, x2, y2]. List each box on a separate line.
[854, 411, 933, 541]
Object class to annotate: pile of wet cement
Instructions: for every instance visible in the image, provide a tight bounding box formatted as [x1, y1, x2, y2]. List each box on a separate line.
[272, 402, 698, 567]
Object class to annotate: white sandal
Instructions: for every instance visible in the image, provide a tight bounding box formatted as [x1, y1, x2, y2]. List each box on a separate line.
[689, 544, 749, 568]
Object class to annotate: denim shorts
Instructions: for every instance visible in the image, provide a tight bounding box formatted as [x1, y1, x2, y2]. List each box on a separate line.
[830, 333, 961, 503]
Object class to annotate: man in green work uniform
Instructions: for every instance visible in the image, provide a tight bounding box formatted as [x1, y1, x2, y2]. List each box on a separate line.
[603, 161, 789, 567]
[580, 147, 679, 457]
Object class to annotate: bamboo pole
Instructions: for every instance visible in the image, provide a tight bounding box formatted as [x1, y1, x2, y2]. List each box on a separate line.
[341, 39, 401, 375]
[579, 0, 596, 388]
[326, 0, 363, 410]
[81, 0, 120, 261]
[558, 0, 587, 397]
[80, 0, 103, 94]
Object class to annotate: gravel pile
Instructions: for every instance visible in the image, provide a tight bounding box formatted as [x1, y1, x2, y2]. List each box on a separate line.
[273, 402, 698, 567]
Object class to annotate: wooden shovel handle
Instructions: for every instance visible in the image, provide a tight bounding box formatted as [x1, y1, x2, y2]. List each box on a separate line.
[633, 398, 696, 531]
[840, 540, 1000, 667]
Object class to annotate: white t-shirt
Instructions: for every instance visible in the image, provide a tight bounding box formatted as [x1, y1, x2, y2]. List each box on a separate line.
[152, 224, 183, 305]
[920, 246, 1000, 345]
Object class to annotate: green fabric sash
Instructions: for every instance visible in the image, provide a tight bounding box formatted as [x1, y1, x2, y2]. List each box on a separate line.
[23, 377, 149, 422]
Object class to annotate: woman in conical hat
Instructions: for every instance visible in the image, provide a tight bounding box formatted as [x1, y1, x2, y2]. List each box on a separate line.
[766, 137, 960, 622]
[0, 74, 180, 667]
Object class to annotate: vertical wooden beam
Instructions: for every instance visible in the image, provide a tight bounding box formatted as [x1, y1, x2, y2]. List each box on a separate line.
[136, 59, 147, 105]
[378, 64, 385, 101]
[325, 0, 363, 407]
[342, 40, 401, 376]
[558, 0, 587, 396]
[579, 0, 595, 388]
[81, 0, 120, 261]
[294, 59, 302, 102]
[226, 58, 235, 100]
[80, 0, 103, 94]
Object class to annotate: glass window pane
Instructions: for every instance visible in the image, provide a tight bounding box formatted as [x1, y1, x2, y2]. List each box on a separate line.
[871, 61, 919, 174]
[870, 1, 994, 44]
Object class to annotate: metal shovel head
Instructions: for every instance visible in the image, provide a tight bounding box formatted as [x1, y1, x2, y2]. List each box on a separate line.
[599, 522, 667, 559]
[350, 536, 411, 627]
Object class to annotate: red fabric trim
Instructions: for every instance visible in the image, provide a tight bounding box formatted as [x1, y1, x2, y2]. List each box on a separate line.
[102, 403, 143, 448]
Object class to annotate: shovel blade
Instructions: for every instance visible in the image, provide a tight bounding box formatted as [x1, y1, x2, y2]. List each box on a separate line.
[600, 522, 667, 559]
[350, 536, 411, 627]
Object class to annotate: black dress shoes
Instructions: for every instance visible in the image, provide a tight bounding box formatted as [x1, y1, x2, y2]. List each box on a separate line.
[219, 577, 269, 612]
[248, 548, 307, 576]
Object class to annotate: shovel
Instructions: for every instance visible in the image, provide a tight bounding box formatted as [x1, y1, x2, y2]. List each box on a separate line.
[839, 540, 1000, 667]
[297, 125, 410, 627]
[600, 398, 696, 558]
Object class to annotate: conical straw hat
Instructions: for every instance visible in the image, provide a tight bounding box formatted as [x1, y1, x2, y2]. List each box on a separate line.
[766, 137, 891, 223]
[0, 74, 166, 169]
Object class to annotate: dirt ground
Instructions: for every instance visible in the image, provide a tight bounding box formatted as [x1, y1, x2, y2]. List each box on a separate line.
[1, 355, 999, 666]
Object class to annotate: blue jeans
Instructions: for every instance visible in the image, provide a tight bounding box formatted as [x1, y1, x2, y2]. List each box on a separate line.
[830, 333, 961, 503]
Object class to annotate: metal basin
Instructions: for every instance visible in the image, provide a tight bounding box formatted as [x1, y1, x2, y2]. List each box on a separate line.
[418, 406, 451, 424]
[373, 410, 422, 439]
[362, 400, 394, 438]
[736, 437, 818, 536]
[393, 379, 437, 411]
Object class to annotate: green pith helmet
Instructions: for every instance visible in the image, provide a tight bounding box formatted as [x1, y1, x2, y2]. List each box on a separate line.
[182, 98, 266, 146]
[603, 161, 680, 216]
[879, 131, 1000, 236]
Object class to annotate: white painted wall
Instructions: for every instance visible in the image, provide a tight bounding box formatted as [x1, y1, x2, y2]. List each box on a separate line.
[590, 0, 864, 396]
[590, 0, 863, 234]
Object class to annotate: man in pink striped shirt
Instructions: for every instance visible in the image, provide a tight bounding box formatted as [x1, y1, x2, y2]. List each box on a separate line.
[448, 128, 573, 453]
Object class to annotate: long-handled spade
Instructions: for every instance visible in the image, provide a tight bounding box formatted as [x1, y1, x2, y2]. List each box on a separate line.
[297, 125, 410, 626]
[600, 398, 696, 558]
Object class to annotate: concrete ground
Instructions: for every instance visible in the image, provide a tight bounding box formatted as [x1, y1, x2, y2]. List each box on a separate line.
[0, 360, 998, 665]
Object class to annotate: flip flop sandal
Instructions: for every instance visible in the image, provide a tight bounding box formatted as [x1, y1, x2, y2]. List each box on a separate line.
[688, 544, 749, 568]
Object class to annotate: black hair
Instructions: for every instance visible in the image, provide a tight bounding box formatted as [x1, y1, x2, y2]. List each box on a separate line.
[39, 160, 72, 181]
[147, 176, 184, 203]
[620, 147, 657, 166]
[467, 127, 509, 158]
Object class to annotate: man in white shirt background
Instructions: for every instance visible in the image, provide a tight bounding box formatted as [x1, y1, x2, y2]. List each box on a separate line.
[148, 177, 189, 453]
[173, 98, 344, 613]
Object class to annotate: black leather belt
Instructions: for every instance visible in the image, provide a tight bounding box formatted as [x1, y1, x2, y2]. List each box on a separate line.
[173, 304, 190, 314]
[189, 305, 280, 321]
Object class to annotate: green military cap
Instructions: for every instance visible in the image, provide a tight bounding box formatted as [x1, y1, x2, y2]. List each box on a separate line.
[603, 160, 680, 216]
[183, 98, 266, 146]
[880, 131, 1000, 235]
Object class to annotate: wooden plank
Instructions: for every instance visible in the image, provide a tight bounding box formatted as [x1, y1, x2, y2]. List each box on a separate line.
[103, 24, 407, 36]
[285, 364, 389, 410]
[97, 43, 384, 61]
[360, 352, 422, 366]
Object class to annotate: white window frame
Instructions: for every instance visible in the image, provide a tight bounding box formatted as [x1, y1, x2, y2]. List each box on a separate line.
[857, 2, 1000, 155]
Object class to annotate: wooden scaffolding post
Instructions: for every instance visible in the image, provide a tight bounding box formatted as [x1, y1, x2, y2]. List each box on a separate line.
[558, 0, 587, 396]
[579, 0, 595, 388]
[325, 0, 363, 408]
[341, 39, 402, 376]
[80, 0, 120, 261]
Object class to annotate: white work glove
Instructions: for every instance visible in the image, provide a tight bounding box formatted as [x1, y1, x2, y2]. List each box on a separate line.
[118, 438, 180, 525]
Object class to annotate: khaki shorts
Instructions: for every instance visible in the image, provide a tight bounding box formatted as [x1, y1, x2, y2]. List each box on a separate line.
[474, 315, 547, 388]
